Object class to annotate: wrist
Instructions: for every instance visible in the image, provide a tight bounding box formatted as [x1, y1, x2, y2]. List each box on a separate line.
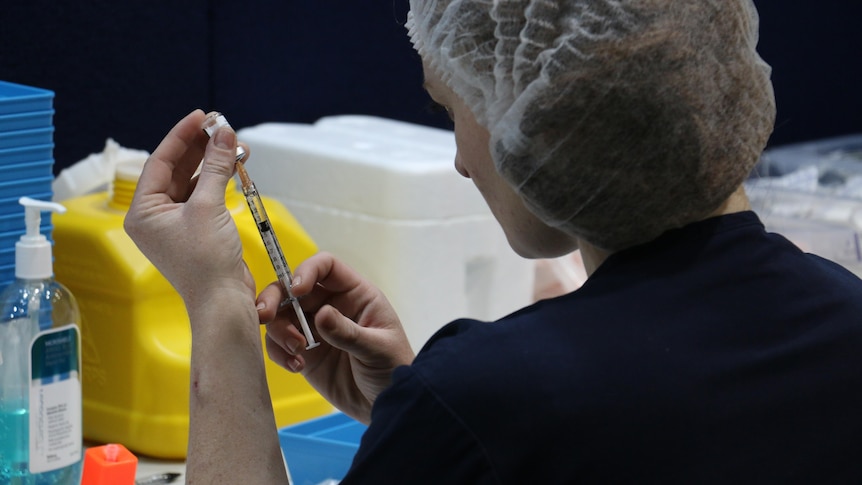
[182, 277, 254, 308]
[183, 282, 257, 330]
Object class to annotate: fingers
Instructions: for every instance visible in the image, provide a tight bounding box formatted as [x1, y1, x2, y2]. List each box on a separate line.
[256, 252, 355, 322]
[258, 252, 393, 368]
[257, 281, 290, 323]
[191, 123, 239, 208]
[313, 304, 364, 354]
[257, 252, 380, 344]
[135, 109, 209, 203]
[264, 299, 366, 355]
[265, 333, 305, 373]
[260, 285, 312, 371]
[133, 109, 244, 211]
[291, 252, 365, 297]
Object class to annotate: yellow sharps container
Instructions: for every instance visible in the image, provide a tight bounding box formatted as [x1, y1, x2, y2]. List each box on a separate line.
[52, 162, 333, 458]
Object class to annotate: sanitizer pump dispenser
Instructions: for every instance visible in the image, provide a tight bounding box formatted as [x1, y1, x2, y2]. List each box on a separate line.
[0, 197, 83, 484]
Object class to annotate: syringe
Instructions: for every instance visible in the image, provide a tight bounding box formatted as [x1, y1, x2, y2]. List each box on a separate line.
[202, 112, 320, 350]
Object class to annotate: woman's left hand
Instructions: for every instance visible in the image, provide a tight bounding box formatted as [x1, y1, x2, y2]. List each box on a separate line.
[124, 109, 255, 309]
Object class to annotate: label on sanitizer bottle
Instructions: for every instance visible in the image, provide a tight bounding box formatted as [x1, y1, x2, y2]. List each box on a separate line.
[28, 325, 82, 474]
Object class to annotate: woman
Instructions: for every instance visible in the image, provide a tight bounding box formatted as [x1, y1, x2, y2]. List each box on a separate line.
[125, 1, 862, 483]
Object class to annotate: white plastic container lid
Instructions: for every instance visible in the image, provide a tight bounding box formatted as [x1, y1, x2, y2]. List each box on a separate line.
[238, 119, 486, 221]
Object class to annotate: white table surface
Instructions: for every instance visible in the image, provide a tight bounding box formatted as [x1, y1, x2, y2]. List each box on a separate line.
[135, 455, 186, 484]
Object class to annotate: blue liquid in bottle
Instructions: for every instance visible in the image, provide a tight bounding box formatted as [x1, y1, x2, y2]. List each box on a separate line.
[0, 402, 30, 479]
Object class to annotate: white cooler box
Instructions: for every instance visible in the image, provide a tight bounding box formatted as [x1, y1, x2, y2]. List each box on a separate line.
[238, 115, 535, 350]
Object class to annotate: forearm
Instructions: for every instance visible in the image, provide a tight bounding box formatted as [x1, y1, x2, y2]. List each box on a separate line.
[184, 289, 287, 484]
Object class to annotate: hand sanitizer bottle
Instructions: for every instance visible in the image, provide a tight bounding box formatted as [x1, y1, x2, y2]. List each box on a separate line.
[0, 197, 83, 484]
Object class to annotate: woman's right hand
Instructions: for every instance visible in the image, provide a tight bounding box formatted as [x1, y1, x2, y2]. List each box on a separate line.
[257, 252, 415, 424]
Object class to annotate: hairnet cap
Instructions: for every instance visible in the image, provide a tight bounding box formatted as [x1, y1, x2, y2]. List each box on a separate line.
[407, 0, 776, 251]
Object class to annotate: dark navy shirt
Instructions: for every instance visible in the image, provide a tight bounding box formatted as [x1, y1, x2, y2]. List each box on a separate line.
[342, 211, 862, 484]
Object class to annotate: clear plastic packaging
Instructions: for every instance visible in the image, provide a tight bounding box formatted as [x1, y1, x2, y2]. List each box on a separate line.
[746, 135, 862, 276]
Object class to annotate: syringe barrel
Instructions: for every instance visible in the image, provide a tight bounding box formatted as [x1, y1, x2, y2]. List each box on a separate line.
[243, 190, 299, 294]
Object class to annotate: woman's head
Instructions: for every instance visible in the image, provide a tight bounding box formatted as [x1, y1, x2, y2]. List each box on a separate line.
[424, 68, 580, 258]
[408, 0, 776, 251]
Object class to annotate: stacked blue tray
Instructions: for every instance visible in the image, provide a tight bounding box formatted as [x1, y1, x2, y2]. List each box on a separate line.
[279, 412, 367, 485]
[0, 80, 56, 287]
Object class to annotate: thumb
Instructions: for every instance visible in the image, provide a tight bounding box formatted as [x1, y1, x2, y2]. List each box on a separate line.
[193, 126, 238, 206]
[314, 305, 370, 356]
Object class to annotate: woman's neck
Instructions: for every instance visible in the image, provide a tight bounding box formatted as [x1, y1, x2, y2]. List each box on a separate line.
[577, 185, 752, 277]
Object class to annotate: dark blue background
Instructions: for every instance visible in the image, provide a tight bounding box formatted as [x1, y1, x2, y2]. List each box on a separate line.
[1, 1, 859, 173]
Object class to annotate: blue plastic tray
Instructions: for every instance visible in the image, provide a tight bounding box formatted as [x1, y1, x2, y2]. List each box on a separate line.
[0, 127, 53, 149]
[278, 413, 367, 485]
[0, 247, 14, 269]
[0, 81, 53, 116]
[0, 160, 54, 181]
[0, 144, 54, 165]
[0, 177, 54, 208]
[0, 110, 54, 132]
[0, 266, 13, 288]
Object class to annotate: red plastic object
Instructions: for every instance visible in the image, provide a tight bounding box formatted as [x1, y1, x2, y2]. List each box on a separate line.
[81, 443, 138, 485]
